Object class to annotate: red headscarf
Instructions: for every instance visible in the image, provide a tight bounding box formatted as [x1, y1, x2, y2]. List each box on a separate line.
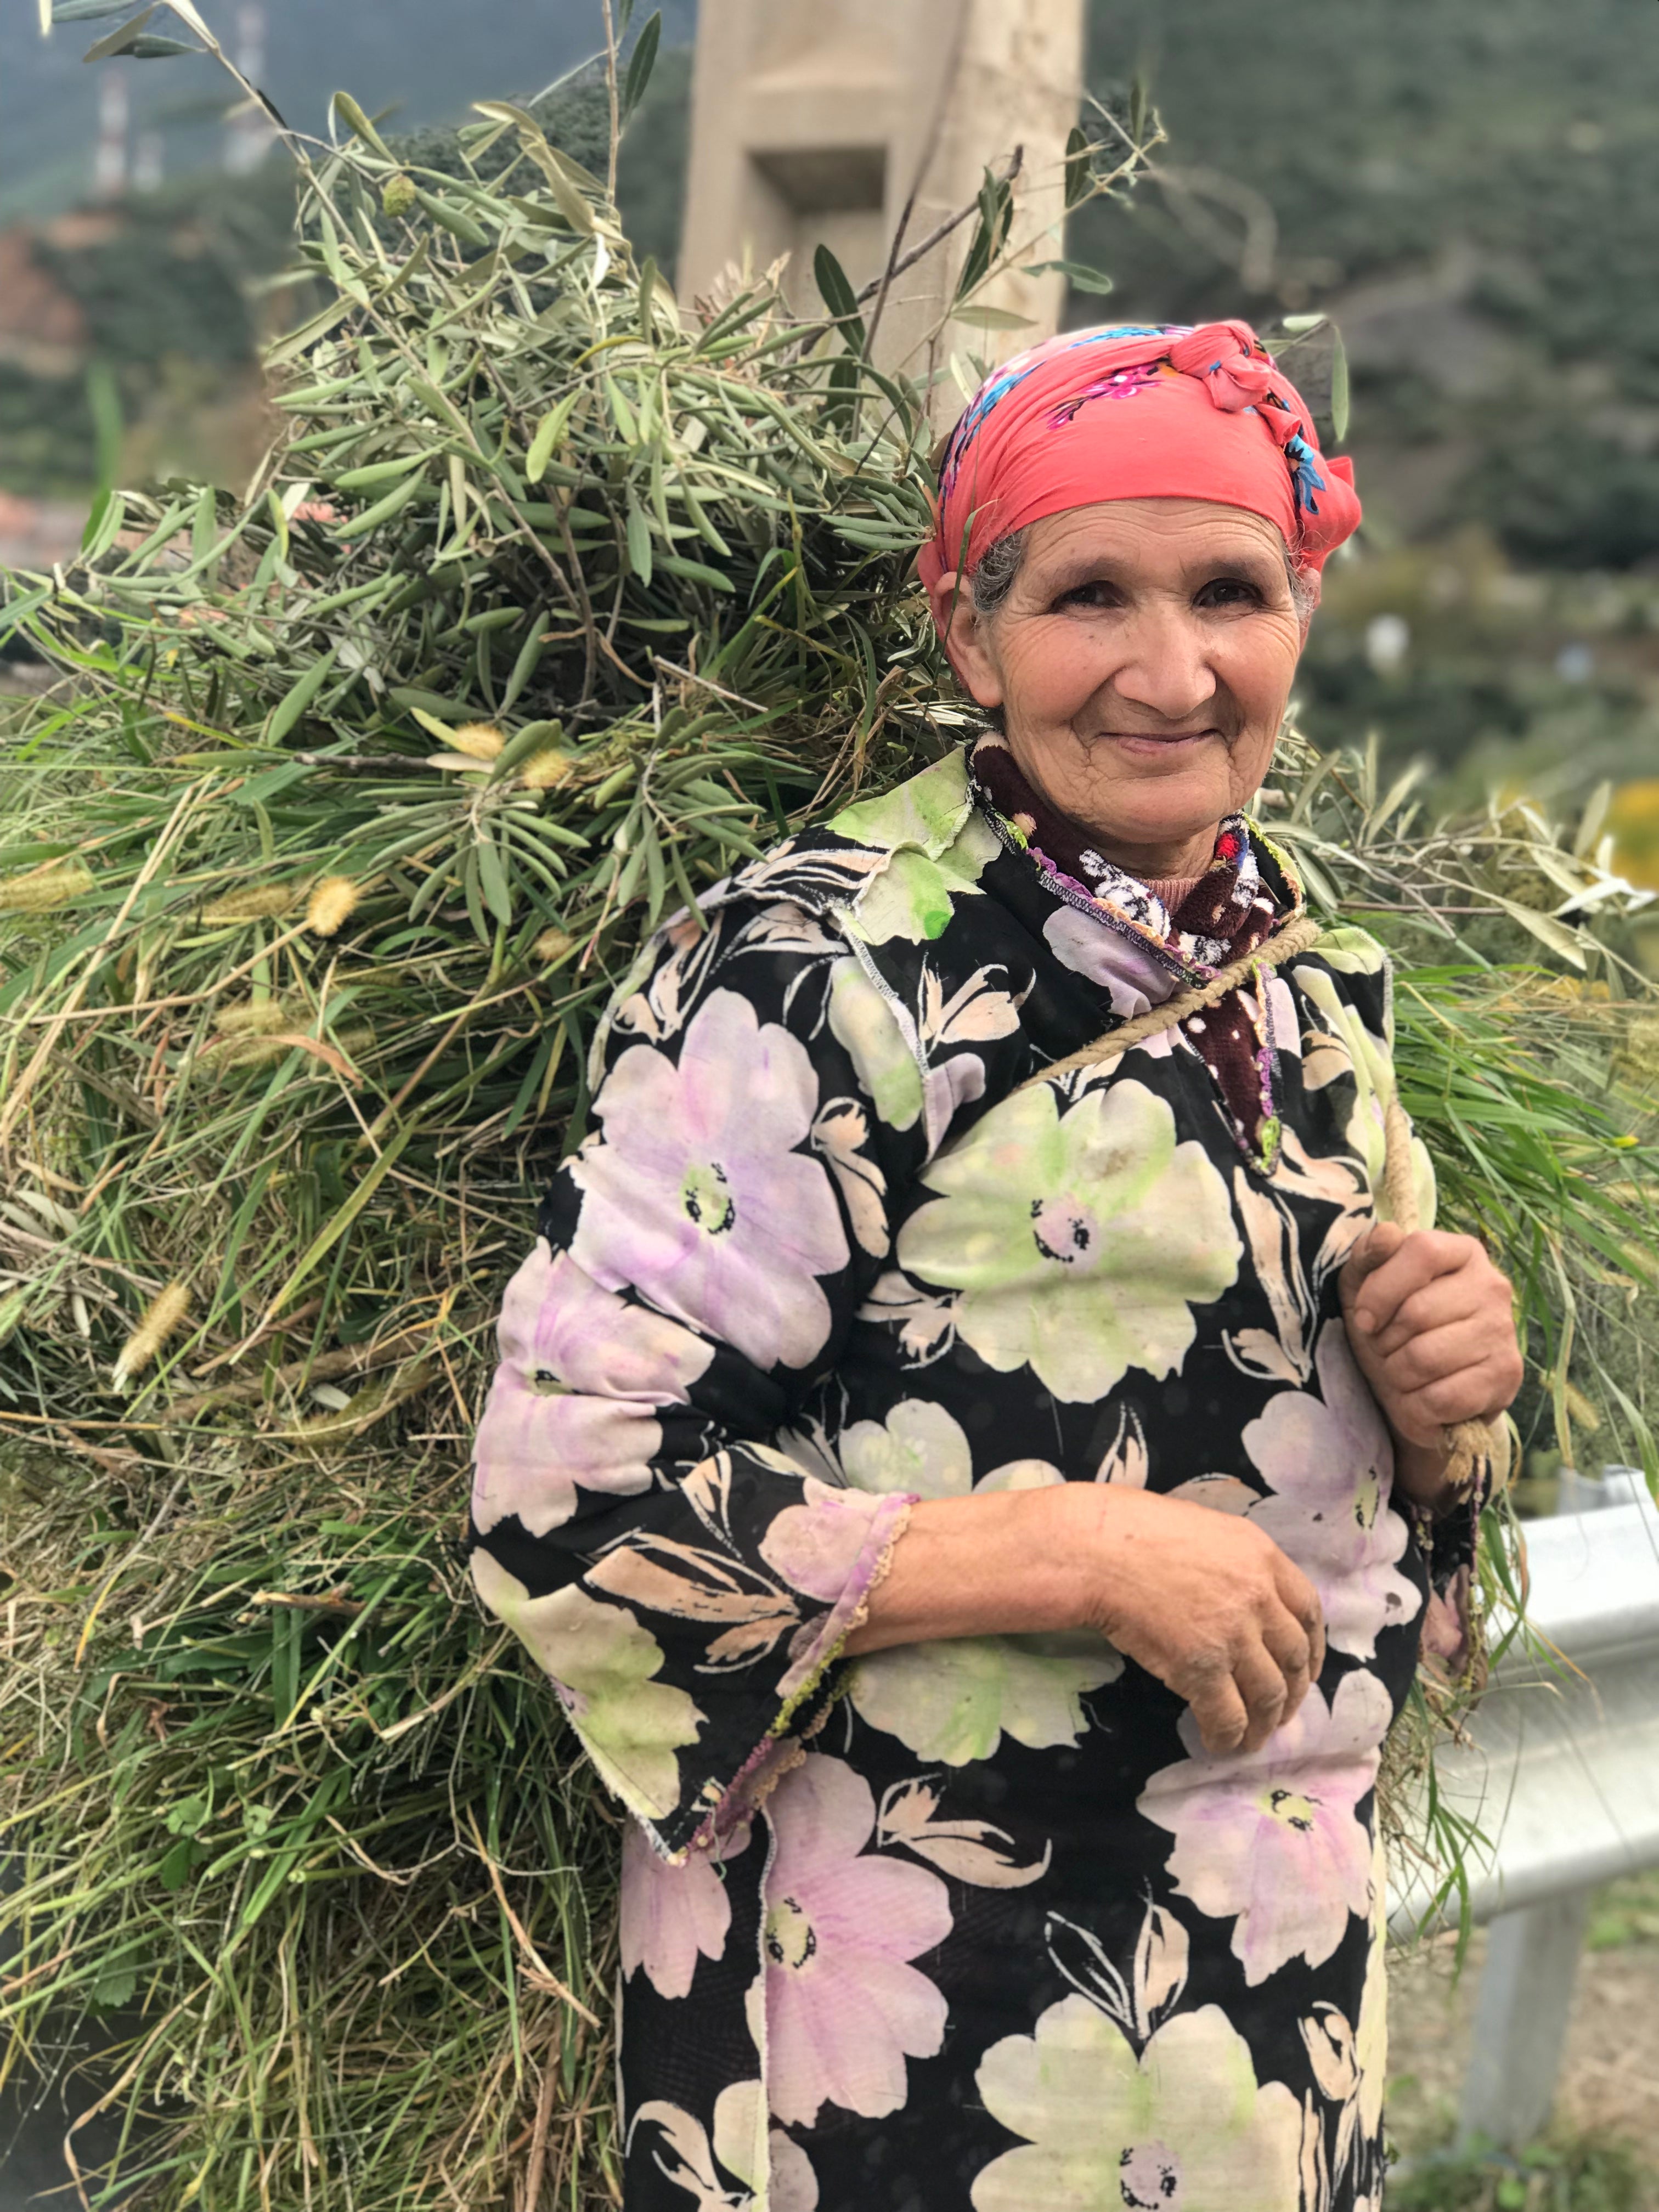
[919, 319, 1361, 608]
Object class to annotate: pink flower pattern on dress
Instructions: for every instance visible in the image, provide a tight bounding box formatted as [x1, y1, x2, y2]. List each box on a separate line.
[570, 990, 849, 1372]
[748, 1754, 951, 2128]
[464, 746, 1472, 2207]
[1243, 1323, 1422, 1660]
[1137, 1668, 1392, 1986]
[471, 1240, 713, 1537]
[621, 1818, 751, 2002]
[759, 1474, 904, 1603]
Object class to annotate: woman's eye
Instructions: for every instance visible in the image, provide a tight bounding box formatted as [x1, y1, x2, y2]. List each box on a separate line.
[1053, 580, 1120, 611]
[1195, 577, 1265, 610]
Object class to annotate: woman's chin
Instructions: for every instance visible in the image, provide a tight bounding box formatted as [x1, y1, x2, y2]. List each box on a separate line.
[1083, 760, 1238, 853]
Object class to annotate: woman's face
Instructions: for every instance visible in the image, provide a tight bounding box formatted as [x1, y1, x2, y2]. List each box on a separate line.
[929, 499, 1308, 874]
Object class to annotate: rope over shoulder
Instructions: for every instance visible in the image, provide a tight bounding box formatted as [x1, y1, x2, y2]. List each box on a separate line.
[1019, 913, 1504, 1502]
[1017, 911, 1324, 1092]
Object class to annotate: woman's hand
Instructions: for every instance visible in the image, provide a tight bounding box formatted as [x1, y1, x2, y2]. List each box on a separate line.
[1339, 1222, 1523, 1502]
[1081, 1486, 1327, 1754]
[845, 1483, 1326, 1758]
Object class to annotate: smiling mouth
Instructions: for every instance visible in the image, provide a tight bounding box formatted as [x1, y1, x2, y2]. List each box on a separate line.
[1101, 726, 1224, 745]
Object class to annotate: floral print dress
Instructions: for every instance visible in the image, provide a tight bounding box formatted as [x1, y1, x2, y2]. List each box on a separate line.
[469, 743, 1452, 2212]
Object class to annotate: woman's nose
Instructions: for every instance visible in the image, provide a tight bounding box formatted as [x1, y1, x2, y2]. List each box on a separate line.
[1105, 604, 1219, 723]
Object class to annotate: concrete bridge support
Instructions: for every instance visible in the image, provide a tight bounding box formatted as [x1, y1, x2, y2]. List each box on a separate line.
[678, 0, 1086, 408]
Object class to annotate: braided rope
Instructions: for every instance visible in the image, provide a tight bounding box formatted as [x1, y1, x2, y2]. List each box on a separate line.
[1017, 911, 1324, 1093]
[1019, 912, 1502, 1500]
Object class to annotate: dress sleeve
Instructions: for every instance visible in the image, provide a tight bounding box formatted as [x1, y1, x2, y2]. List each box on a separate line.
[467, 898, 931, 1858]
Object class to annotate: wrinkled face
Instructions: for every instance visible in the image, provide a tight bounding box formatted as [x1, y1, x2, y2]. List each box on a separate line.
[929, 499, 1309, 874]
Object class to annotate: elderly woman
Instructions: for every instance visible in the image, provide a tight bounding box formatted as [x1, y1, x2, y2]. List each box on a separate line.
[469, 321, 1522, 2212]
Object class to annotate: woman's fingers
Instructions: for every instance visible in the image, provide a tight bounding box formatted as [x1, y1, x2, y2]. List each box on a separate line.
[1340, 1220, 1406, 1291]
[1271, 1551, 1326, 1683]
[1373, 1315, 1504, 1392]
[1229, 1642, 1294, 1752]
[1259, 1596, 1316, 1722]
[1391, 1357, 1523, 1431]
[1368, 1274, 1489, 1358]
[1184, 1669, 1252, 1757]
[1084, 1491, 1333, 1757]
[1345, 1228, 1481, 1340]
[1341, 1226, 1522, 1445]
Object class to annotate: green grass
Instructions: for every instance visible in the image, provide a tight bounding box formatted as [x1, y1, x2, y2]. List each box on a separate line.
[1390, 2134, 1656, 2212]
[1588, 1870, 1659, 1953]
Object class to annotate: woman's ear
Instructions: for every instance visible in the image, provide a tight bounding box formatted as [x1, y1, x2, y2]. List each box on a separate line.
[926, 570, 1006, 711]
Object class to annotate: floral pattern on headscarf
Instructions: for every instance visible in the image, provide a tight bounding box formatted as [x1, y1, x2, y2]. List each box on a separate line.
[923, 319, 1361, 600]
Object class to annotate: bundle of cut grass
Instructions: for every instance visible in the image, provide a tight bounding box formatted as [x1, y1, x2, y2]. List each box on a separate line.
[1, 9, 1656, 2205]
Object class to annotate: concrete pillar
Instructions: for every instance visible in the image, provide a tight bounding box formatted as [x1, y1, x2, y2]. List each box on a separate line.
[1452, 1470, 1626, 2157]
[678, 0, 1086, 411]
[1455, 1888, 1593, 2153]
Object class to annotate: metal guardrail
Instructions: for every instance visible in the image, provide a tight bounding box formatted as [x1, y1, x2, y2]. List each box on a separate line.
[1390, 1468, 1659, 2151]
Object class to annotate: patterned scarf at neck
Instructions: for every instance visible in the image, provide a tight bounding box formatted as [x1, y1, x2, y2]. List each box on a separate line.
[968, 730, 1299, 1164]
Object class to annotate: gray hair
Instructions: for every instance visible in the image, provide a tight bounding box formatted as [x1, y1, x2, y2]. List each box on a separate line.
[968, 526, 1319, 627]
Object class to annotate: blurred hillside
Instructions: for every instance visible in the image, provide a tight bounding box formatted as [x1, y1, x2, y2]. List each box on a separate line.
[1076, 0, 1659, 827]
[2, 0, 1657, 906]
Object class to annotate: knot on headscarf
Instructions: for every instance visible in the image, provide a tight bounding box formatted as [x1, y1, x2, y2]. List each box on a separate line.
[1165, 321, 1281, 415]
[920, 318, 1361, 608]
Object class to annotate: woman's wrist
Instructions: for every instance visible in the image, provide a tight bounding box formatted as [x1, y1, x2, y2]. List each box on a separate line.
[1390, 1428, 1462, 1516]
[842, 1482, 1108, 1656]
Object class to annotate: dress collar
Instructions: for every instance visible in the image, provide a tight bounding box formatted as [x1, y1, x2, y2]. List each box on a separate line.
[966, 729, 1302, 978]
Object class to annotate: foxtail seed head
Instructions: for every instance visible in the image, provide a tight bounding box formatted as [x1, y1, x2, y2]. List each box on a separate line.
[217, 998, 291, 1036]
[533, 927, 575, 964]
[518, 748, 573, 791]
[0, 860, 94, 914]
[307, 876, 359, 936]
[447, 723, 506, 761]
[112, 1281, 190, 1389]
[201, 884, 299, 923]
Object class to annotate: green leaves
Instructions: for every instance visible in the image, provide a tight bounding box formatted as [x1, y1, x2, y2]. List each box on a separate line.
[121, 32, 199, 55]
[950, 303, 1034, 332]
[81, 2, 157, 58]
[1330, 328, 1351, 443]
[265, 646, 340, 744]
[625, 495, 653, 583]
[80, 358, 123, 554]
[620, 10, 662, 121]
[415, 189, 490, 247]
[1063, 123, 1094, 211]
[814, 243, 866, 354]
[526, 392, 580, 483]
[332, 466, 428, 535]
[1274, 315, 1351, 443]
[1023, 258, 1116, 297]
[332, 89, 392, 159]
[955, 167, 1016, 303]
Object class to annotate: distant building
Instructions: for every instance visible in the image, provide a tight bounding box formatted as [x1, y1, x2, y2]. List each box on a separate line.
[94, 72, 129, 200]
[223, 5, 280, 176]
